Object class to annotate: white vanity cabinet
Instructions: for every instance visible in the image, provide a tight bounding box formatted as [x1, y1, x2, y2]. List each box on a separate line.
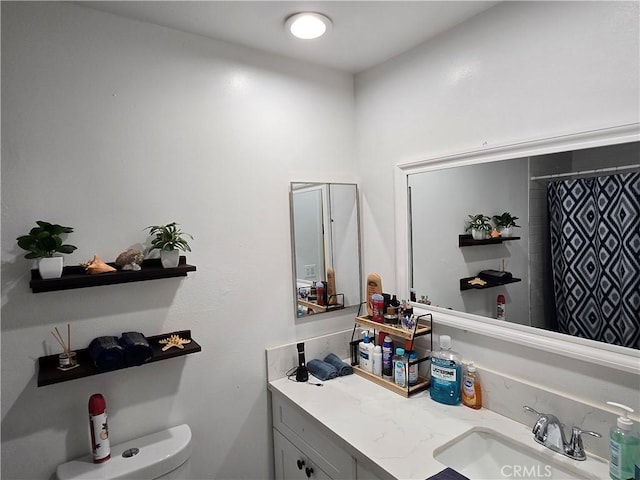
[271, 391, 390, 480]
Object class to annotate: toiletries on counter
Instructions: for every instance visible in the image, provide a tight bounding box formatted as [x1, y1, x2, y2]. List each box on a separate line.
[382, 336, 394, 380]
[371, 294, 384, 323]
[430, 335, 461, 405]
[607, 401, 640, 480]
[372, 346, 382, 377]
[461, 362, 482, 409]
[408, 351, 418, 387]
[316, 282, 325, 306]
[393, 348, 407, 387]
[359, 331, 373, 373]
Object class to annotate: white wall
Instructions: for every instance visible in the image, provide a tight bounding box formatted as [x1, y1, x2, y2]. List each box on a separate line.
[355, 1, 640, 292]
[355, 0, 639, 410]
[1, 3, 356, 479]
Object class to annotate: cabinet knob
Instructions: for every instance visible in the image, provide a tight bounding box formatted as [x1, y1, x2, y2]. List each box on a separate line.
[305, 466, 314, 478]
[296, 459, 305, 470]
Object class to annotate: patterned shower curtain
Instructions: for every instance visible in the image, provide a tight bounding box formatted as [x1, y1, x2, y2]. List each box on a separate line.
[548, 171, 640, 349]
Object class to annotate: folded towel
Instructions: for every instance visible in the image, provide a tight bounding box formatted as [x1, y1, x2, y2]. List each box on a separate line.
[307, 359, 338, 381]
[426, 468, 470, 480]
[323, 353, 353, 376]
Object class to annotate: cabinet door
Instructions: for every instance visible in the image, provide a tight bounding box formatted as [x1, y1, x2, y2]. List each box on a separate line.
[274, 429, 333, 480]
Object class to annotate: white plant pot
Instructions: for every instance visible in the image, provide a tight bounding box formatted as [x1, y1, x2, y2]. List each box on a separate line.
[471, 229, 487, 240]
[160, 250, 180, 268]
[39, 257, 63, 279]
[500, 227, 512, 237]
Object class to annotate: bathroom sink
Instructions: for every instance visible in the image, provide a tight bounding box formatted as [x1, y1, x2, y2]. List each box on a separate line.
[433, 428, 592, 480]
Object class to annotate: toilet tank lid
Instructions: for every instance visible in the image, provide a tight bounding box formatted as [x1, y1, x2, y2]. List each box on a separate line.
[56, 424, 192, 480]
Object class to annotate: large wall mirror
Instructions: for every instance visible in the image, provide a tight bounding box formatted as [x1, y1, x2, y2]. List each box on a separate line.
[398, 125, 640, 358]
[290, 182, 362, 318]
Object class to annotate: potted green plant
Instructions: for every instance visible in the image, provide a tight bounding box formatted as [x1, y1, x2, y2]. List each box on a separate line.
[465, 214, 492, 240]
[492, 212, 520, 237]
[16, 221, 77, 279]
[145, 222, 193, 268]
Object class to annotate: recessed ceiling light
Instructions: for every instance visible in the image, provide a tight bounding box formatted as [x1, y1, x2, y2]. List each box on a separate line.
[285, 12, 332, 40]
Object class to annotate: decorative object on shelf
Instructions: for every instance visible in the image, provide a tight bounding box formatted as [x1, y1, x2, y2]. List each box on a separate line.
[16, 220, 77, 279]
[159, 334, 192, 351]
[490, 228, 501, 238]
[464, 214, 492, 240]
[81, 255, 117, 274]
[468, 277, 488, 287]
[145, 222, 193, 268]
[118, 332, 153, 366]
[115, 248, 144, 271]
[492, 211, 520, 237]
[88, 336, 125, 371]
[51, 324, 78, 371]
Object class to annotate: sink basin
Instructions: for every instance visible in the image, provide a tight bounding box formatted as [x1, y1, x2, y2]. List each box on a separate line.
[433, 428, 592, 480]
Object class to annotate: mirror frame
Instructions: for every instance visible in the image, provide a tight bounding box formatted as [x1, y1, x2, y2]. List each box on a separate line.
[394, 123, 640, 374]
[289, 182, 363, 319]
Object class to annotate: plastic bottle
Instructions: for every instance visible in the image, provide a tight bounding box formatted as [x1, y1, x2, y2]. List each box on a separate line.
[359, 331, 372, 372]
[393, 348, 407, 387]
[88, 393, 110, 463]
[408, 351, 418, 386]
[461, 362, 482, 409]
[430, 335, 461, 405]
[372, 294, 384, 323]
[316, 282, 325, 306]
[497, 294, 506, 320]
[382, 336, 394, 380]
[607, 401, 640, 480]
[372, 346, 382, 377]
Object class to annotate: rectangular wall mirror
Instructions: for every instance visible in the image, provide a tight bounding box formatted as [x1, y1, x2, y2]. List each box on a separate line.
[290, 182, 362, 318]
[408, 140, 639, 349]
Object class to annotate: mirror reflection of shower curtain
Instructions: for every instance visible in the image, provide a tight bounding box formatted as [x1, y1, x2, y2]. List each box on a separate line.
[548, 171, 640, 349]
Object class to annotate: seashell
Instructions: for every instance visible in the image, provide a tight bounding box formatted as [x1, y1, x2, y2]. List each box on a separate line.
[490, 228, 501, 238]
[115, 248, 144, 270]
[81, 255, 116, 274]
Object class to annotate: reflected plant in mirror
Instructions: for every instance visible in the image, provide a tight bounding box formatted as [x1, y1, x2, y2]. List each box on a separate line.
[408, 140, 640, 349]
[290, 183, 362, 319]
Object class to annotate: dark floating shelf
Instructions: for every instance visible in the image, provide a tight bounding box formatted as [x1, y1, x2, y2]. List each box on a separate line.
[458, 234, 521, 247]
[29, 256, 196, 293]
[460, 276, 522, 291]
[37, 330, 201, 387]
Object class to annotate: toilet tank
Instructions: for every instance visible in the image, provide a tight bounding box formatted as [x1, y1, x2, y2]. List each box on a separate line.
[56, 424, 192, 480]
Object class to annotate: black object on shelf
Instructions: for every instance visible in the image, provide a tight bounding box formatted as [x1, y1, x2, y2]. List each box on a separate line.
[37, 330, 201, 387]
[458, 234, 521, 247]
[460, 276, 522, 291]
[29, 256, 196, 293]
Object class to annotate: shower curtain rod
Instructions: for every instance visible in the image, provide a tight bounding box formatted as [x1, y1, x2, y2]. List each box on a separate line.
[530, 164, 640, 181]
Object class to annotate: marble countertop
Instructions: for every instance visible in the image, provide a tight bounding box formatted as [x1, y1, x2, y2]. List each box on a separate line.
[269, 373, 609, 480]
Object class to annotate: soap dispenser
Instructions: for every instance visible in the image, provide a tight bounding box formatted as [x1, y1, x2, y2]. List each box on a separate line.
[607, 401, 639, 480]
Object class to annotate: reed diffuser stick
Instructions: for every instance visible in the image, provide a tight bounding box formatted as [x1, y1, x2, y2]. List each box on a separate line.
[51, 329, 67, 353]
[67, 323, 71, 353]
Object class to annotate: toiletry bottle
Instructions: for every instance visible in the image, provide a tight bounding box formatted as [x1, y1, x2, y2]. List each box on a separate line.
[607, 401, 640, 480]
[394, 347, 407, 387]
[88, 393, 110, 463]
[316, 281, 325, 306]
[497, 294, 506, 320]
[408, 351, 418, 386]
[372, 345, 382, 377]
[382, 336, 394, 380]
[461, 362, 482, 409]
[372, 294, 384, 323]
[309, 283, 317, 303]
[430, 335, 461, 405]
[359, 330, 372, 372]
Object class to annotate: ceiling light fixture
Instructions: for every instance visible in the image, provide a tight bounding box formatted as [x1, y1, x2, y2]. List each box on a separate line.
[285, 12, 332, 40]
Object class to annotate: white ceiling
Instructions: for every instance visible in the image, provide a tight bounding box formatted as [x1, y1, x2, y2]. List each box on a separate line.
[79, 1, 499, 73]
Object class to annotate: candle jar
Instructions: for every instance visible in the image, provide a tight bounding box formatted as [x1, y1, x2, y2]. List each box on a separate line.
[58, 351, 78, 371]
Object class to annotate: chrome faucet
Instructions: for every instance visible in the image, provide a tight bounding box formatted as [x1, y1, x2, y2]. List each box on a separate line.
[523, 406, 601, 461]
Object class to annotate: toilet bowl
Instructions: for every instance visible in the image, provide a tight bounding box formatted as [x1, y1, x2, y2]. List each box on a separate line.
[56, 424, 192, 480]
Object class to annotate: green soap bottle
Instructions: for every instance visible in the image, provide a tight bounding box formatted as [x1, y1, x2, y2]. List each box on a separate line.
[607, 401, 640, 480]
